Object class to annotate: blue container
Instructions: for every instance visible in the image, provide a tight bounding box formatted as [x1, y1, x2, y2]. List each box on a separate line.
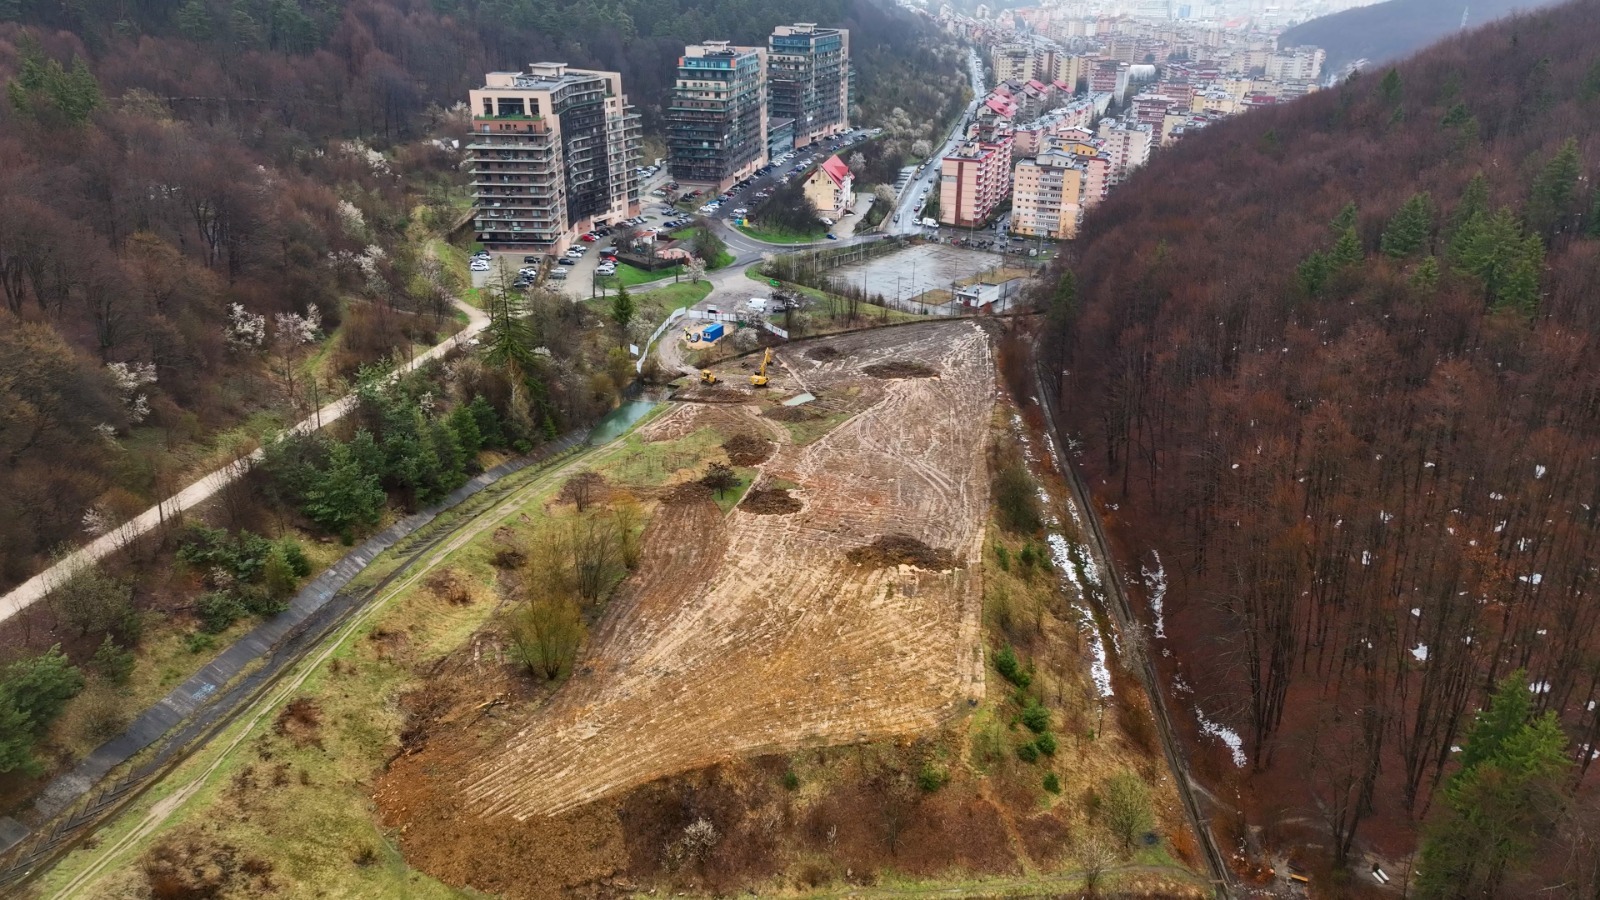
[702, 322, 725, 342]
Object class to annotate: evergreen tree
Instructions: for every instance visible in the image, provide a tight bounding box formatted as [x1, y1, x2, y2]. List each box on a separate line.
[448, 403, 484, 457]
[1450, 173, 1491, 239]
[1411, 255, 1441, 292]
[467, 395, 505, 449]
[1379, 68, 1402, 107]
[1417, 671, 1570, 899]
[304, 434, 386, 536]
[1331, 202, 1358, 234]
[1381, 192, 1434, 258]
[5, 38, 101, 126]
[1526, 138, 1581, 241]
[1297, 250, 1331, 296]
[1330, 226, 1363, 268]
[610, 284, 635, 337]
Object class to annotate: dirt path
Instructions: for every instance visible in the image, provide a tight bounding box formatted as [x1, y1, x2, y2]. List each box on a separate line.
[384, 323, 996, 827]
[0, 298, 490, 626]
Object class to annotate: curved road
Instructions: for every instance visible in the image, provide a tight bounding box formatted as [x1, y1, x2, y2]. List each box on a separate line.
[0, 299, 490, 627]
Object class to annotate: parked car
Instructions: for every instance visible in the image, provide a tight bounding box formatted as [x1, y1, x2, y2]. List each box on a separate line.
[557, 257, 577, 266]
[826, 233, 838, 240]
[580, 233, 597, 242]
[548, 268, 568, 279]
[821, 217, 834, 226]
[522, 255, 539, 263]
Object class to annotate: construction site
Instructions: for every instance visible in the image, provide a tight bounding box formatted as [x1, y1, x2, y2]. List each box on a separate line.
[36, 321, 1204, 900]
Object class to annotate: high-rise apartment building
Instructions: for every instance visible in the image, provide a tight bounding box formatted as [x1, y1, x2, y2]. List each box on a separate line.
[938, 134, 1013, 228]
[767, 23, 851, 148]
[468, 63, 641, 253]
[1011, 150, 1083, 240]
[667, 42, 768, 192]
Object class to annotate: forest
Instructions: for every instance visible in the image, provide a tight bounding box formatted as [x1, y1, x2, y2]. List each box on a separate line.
[0, 0, 965, 592]
[1278, 0, 1564, 75]
[1046, 0, 1600, 893]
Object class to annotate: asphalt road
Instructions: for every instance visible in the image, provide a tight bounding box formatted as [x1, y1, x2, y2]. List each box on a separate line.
[887, 48, 985, 237]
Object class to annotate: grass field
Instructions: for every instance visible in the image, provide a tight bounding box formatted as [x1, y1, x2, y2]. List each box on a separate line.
[734, 222, 826, 244]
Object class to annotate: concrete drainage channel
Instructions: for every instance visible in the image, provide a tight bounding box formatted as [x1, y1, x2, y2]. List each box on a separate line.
[1031, 350, 1235, 900]
[0, 431, 591, 893]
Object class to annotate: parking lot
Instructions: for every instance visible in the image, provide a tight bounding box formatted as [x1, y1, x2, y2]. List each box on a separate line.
[681, 128, 881, 225]
[831, 244, 1013, 305]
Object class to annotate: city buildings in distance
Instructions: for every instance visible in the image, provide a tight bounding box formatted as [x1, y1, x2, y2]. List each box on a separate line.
[468, 63, 641, 254]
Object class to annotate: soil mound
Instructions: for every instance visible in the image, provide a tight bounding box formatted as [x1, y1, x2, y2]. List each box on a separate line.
[664, 481, 714, 504]
[846, 535, 956, 570]
[806, 345, 841, 361]
[723, 433, 773, 466]
[740, 489, 802, 515]
[764, 405, 816, 423]
[863, 360, 938, 379]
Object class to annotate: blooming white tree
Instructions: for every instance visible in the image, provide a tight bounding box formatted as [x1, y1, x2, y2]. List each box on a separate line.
[911, 139, 933, 159]
[225, 303, 267, 351]
[106, 361, 158, 424]
[273, 306, 322, 347]
[81, 504, 113, 536]
[685, 256, 708, 284]
[337, 199, 366, 234]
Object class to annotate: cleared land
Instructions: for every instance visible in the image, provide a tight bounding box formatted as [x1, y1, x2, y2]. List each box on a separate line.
[377, 322, 995, 858]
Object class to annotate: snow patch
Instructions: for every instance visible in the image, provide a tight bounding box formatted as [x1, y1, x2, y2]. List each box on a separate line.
[1411, 644, 1429, 662]
[1142, 552, 1168, 640]
[1046, 533, 1113, 699]
[1361, 550, 1372, 566]
[1535, 465, 1547, 479]
[1490, 492, 1505, 501]
[1520, 573, 1544, 586]
[1379, 510, 1393, 523]
[1195, 707, 1248, 768]
[1411, 608, 1422, 617]
[1530, 681, 1551, 694]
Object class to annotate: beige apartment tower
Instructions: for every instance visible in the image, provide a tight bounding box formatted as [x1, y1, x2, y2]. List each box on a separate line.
[468, 63, 642, 254]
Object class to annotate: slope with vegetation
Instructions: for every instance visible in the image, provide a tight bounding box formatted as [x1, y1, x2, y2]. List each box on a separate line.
[1279, 0, 1564, 74]
[1044, 0, 1600, 891]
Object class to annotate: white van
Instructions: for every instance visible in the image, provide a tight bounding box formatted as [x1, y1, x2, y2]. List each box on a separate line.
[747, 297, 768, 312]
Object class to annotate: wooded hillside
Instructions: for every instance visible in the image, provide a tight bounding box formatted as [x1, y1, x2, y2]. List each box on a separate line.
[1048, 1, 1600, 890]
[1278, 0, 1562, 74]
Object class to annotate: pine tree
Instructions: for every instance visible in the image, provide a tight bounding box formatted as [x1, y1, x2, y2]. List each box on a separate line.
[305, 435, 386, 536]
[448, 403, 484, 457]
[1526, 138, 1581, 241]
[1297, 250, 1331, 296]
[1330, 226, 1363, 268]
[1411, 255, 1441, 292]
[610, 284, 635, 337]
[1331, 202, 1358, 234]
[1381, 192, 1434, 258]
[1379, 68, 1402, 108]
[1417, 671, 1570, 899]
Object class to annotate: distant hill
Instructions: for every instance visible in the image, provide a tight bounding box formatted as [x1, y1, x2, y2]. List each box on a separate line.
[1278, 0, 1565, 74]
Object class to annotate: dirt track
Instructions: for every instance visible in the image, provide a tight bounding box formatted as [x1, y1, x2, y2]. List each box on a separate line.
[381, 322, 994, 828]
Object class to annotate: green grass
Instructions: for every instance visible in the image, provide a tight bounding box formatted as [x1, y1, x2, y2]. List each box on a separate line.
[712, 466, 759, 513]
[734, 222, 827, 244]
[597, 262, 680, 289]
[744, 269, 927, 327]
[778, 408, 853, 447]
[635, 281, 713, 318]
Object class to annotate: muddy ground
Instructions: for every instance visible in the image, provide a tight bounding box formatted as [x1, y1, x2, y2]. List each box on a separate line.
[375, 323, 998, 895]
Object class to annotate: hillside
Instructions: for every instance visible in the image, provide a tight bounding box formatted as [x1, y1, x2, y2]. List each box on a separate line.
[1279, 0, 1564, 74]
[1049, 0, 1600, 890]
[0, 0, 965, 591]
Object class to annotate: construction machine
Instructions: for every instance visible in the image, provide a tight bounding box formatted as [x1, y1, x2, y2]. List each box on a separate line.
[750, 348, 773, 387]
[701, 369, 717, 385]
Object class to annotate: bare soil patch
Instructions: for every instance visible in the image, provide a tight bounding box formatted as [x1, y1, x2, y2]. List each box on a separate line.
[378, 322, 995, 889]
[723, 433, 773, 466]
[805, 345, 841, 361]
[863, 360, 939, 379]
[740, 489, 802, 515]
[846, 534, 957, 570]
[273, 697, 323, 749]
[763, 404, 816, 423]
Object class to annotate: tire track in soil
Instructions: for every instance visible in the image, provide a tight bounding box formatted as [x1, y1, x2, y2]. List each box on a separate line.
[382, 322, 996, 829]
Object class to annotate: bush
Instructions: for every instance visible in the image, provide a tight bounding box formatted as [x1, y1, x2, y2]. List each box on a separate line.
[1035, 731, 1058, 756]
[178, 525, 275, 584]
[994, 459, 1042, 534]
[91, 636, 136, 685]
[917, 764, 949, 792]
[993, 543, 1010, 571]
[196, 592, 246, 633]
[184, 632, 216, 654]
[1103, 769, 1155, 850]
[50, 562, 138, 641]
[0, 646, 85, 774]
[1043, 772, 1062, 794]
[1016, 741, 1040, 763]
[279, 540, 312, 578]
[994, 645, 1030, 688]
[783, 769, 800, 791]
[1022, 699, 1050, 734]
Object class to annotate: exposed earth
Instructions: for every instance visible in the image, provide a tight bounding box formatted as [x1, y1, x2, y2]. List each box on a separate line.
[374, 322, 998, 891]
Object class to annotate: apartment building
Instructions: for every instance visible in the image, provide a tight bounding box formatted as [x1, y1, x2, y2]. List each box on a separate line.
[468, 63, 641, 253]
[1266, 46, 1325, 83]
[993, 42, 1036, 83]
[667, 42, 768, 192]
[1098, 121, 1151, 183]
[1012, 150, 1084, 240]
[768, 23, 851, 148]
[938, 134, 1012, 228]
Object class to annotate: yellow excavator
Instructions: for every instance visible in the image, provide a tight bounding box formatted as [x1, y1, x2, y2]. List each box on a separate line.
[701, 368, 717, 384]
[750, 348, 773, 387]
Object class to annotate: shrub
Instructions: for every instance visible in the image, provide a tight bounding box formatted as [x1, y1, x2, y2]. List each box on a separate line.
[783, 770, 800, 791]
[196, 592, 245, 633]
[1035, 731, 1058, 756]
[90, 636, 136, 685]
[1016, 741, 1040, 763]
[993, 645, 1031, 688]
[993, 459, 1042, 534]
[1103, 769, 1155, 850]
[1043, 772, 1062, 794]
[993, 543, 1010, 571]
[279, 540, 312, 577]
[1022, 700, 1050, 734]
[917, 764, 949, 792]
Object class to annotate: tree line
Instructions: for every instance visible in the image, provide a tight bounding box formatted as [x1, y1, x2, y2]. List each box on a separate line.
[1045, 5, 1600, 892]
